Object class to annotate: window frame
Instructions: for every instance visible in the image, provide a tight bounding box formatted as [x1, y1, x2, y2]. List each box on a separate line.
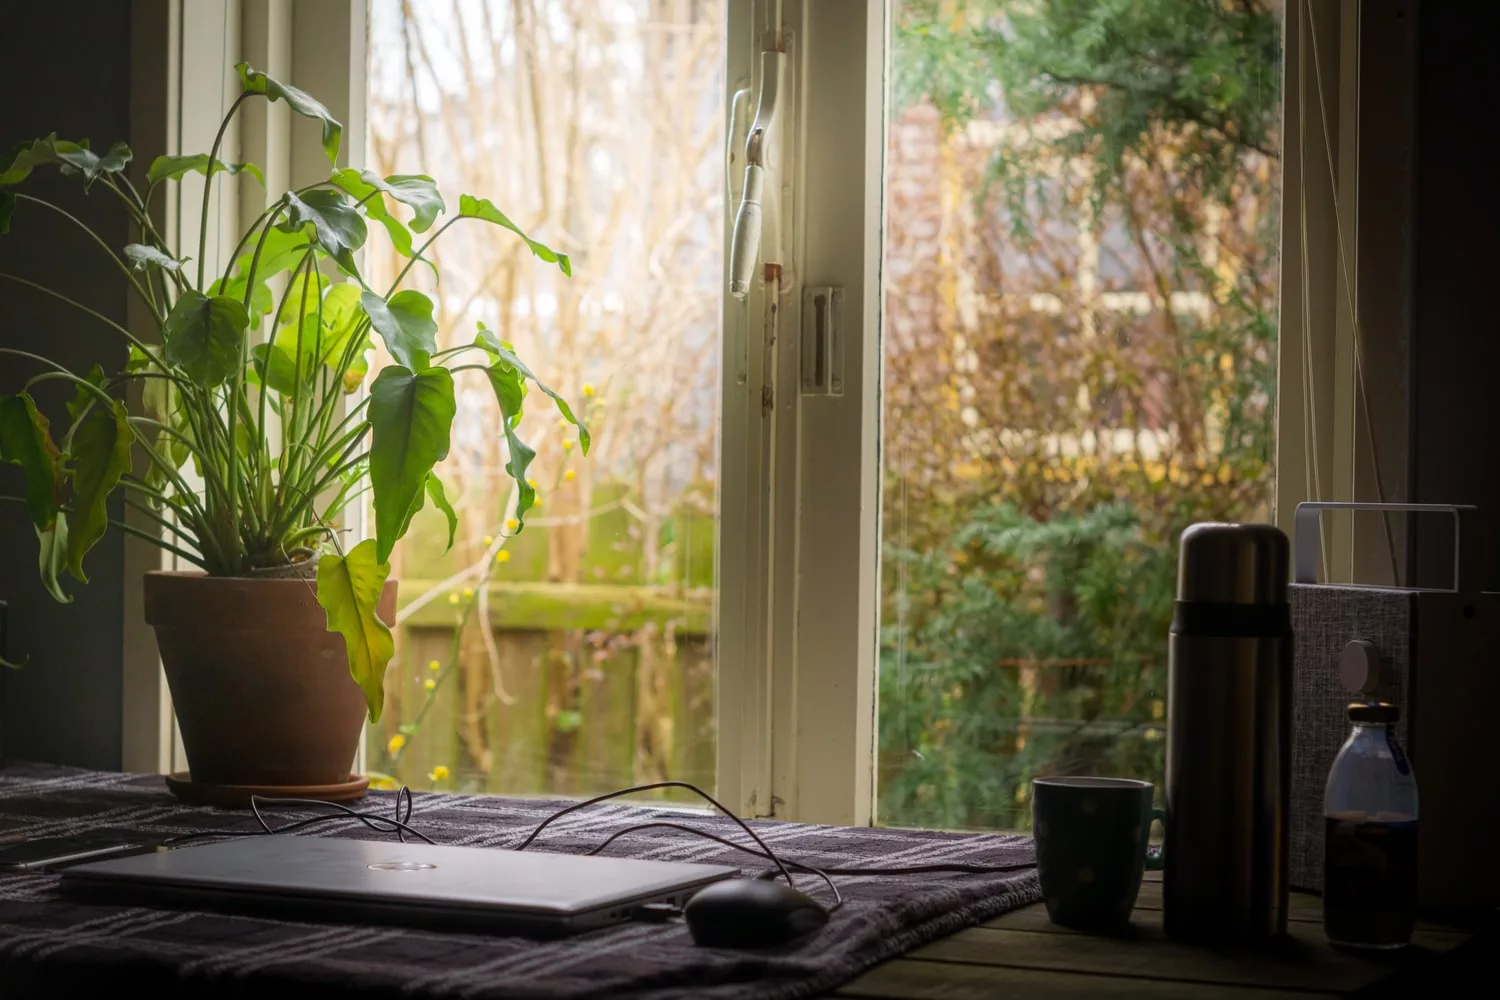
[127, 0, 1402, 830]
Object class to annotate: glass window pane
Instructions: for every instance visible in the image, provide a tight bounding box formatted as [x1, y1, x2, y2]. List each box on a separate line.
[365, 1, 725, 803]
[880, 0, 1284, 830]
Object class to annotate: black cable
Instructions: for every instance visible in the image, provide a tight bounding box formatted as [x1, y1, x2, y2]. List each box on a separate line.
[249, 794, 437, 845]
[583, 821, 844, 911]
[511, 780, 799, 891]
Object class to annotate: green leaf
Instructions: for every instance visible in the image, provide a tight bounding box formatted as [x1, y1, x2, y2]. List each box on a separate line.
[146, 153, 265, 186]
[361, 290, 437, 369]
[476, 325, 591, 453]
[0, 136, 130, 189]
[234, 224, 316, 288]
[368, 366, 455, 563]
[162, 290, 249, 388]
[279, 190, 365, 276]
[425, 472, 458, 553]
[66, 400, 131, 582]
[344, 339, 373, 394]
[0, 392, 63, 530]
[331, 168, 445, 233]
[316, 538, 395, 722]
[256, 283, 365, 396]
[458, 194, 571, 276]
[482, 361, 538, 528]
[37, 513, 72, 604]
[65, 365, 106, 424]
[124, 243, 187, 273]
[236, 62, 343, 165]
[212, 275, 275, 318]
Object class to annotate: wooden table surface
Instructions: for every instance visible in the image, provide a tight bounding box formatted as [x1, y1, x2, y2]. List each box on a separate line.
[830, 872, 1483, 998]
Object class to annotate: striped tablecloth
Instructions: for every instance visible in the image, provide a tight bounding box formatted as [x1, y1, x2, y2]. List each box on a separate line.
[0, 763, 1037, 999]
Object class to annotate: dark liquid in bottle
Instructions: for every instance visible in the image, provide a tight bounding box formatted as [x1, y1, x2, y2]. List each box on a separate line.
[1323, 815, 1418, 948]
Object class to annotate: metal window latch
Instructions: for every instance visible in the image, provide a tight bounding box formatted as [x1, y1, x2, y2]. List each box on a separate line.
[729, 34, 787, 300]
[801, 286, 843, 396]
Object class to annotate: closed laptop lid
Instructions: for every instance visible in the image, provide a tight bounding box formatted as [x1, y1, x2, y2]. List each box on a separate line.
[60, 836, 737, 916]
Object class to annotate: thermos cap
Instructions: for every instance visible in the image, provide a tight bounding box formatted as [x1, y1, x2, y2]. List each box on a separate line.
[1176, 522, 1289, 605]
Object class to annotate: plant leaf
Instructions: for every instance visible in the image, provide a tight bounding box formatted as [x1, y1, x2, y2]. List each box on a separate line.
[482, 361, 538, 528]
[66, 400, 131, 582]
[425, 472, 458, 553]
[332, 168, 445, 233]
[279, 190, 365, 277]
[162, 291, 249, 388]
[0, 392, 63, 530]
[124, 243, 187, 273]
[458, 194, 571, 276]
[361, 290, 437, 369]
[236, 63, 343, 165]
[257, 283, 365, 396]
[0, 136, 131, 189]
[369, 366, 455, 563]
[316, 538, 395, 722]
[476, 325, 591, 453]
[146, 153, 264, 186]
[37, 513, 71, 604]
[65, 365, 106, 425]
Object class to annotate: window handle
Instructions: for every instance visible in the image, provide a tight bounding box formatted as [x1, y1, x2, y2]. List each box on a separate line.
[729, 45, 785, 300]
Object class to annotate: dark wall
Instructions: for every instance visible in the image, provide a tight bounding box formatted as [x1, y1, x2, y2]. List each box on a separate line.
[1411, 2, 1500, 591]
[0, 3, 133, 767]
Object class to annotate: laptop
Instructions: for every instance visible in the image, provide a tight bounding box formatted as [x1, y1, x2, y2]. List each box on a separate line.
[59, 836, 738, 935]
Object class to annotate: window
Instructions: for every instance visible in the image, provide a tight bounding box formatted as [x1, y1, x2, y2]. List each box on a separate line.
[128, 1, 1387, 834]
[364, 1, 727, 803]
[878, 0, 1284, 830]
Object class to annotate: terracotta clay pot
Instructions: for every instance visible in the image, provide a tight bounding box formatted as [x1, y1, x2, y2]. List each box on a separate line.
[143, 571, 397, 786]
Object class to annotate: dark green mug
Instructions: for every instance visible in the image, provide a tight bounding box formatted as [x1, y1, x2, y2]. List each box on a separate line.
[1032, 776, 1164, 930]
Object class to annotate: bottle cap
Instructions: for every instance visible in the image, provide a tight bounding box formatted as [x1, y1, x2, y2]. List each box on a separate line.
[1347, 701, 1399, 724]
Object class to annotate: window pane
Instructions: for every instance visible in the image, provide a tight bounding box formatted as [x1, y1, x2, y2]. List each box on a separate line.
[880, 0, 1284, 830]
[365, 1, 724, 802]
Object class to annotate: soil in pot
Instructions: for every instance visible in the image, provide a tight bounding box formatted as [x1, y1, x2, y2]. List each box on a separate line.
[144, 571, 397, 787]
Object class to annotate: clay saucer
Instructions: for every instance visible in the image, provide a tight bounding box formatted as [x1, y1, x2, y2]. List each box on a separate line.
[165, 772, 370, 808]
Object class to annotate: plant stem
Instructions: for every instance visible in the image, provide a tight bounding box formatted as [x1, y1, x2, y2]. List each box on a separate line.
[109, 516, 210, 570]
[198, 92, 251, 289]
[14, 194, 162, 320]
[0, 495, 208, 570]
[386, 217, 460, 295]
[0, 274, 158, 360]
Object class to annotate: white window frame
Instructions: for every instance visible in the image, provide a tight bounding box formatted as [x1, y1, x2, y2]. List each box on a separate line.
[128, 0, 1399, 831]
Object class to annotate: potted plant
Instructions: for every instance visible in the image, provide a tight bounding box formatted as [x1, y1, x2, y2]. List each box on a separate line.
[0, 64, 585, 793]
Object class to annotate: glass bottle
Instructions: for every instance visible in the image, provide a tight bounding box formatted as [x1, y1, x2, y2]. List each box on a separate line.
[1322, 701, 1419, 949]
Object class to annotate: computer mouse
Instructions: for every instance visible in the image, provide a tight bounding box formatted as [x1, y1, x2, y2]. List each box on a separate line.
[683, 877, 830, 948]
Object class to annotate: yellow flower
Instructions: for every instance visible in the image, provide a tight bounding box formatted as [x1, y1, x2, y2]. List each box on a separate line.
[531, 495, 542, 507]
[483, 535, 494, 546]
[447, 593, 460, 605]
[386, 734, 406, 755]
[582, 383, 595, 397]
[505, 517, 519, 532]
[429, 765, 450, 783]
[526, 477, 537, 489]
[563, 468, 576, 482]
[423, 678, 436, 691]
[427, 659, 441, 672]
[494, 549, 511, 564]
[462, 586, 474, 599]
[562, 440, 574, 452]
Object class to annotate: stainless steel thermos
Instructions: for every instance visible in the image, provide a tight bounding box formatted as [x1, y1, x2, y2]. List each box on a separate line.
[1165, 523, 1292, 941]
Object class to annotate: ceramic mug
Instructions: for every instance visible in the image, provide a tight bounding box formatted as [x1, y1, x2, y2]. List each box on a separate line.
[1032, 776, 1164, 929]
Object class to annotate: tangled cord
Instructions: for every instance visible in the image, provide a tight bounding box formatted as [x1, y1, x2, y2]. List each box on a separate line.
[160, 779, 1032, 913]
